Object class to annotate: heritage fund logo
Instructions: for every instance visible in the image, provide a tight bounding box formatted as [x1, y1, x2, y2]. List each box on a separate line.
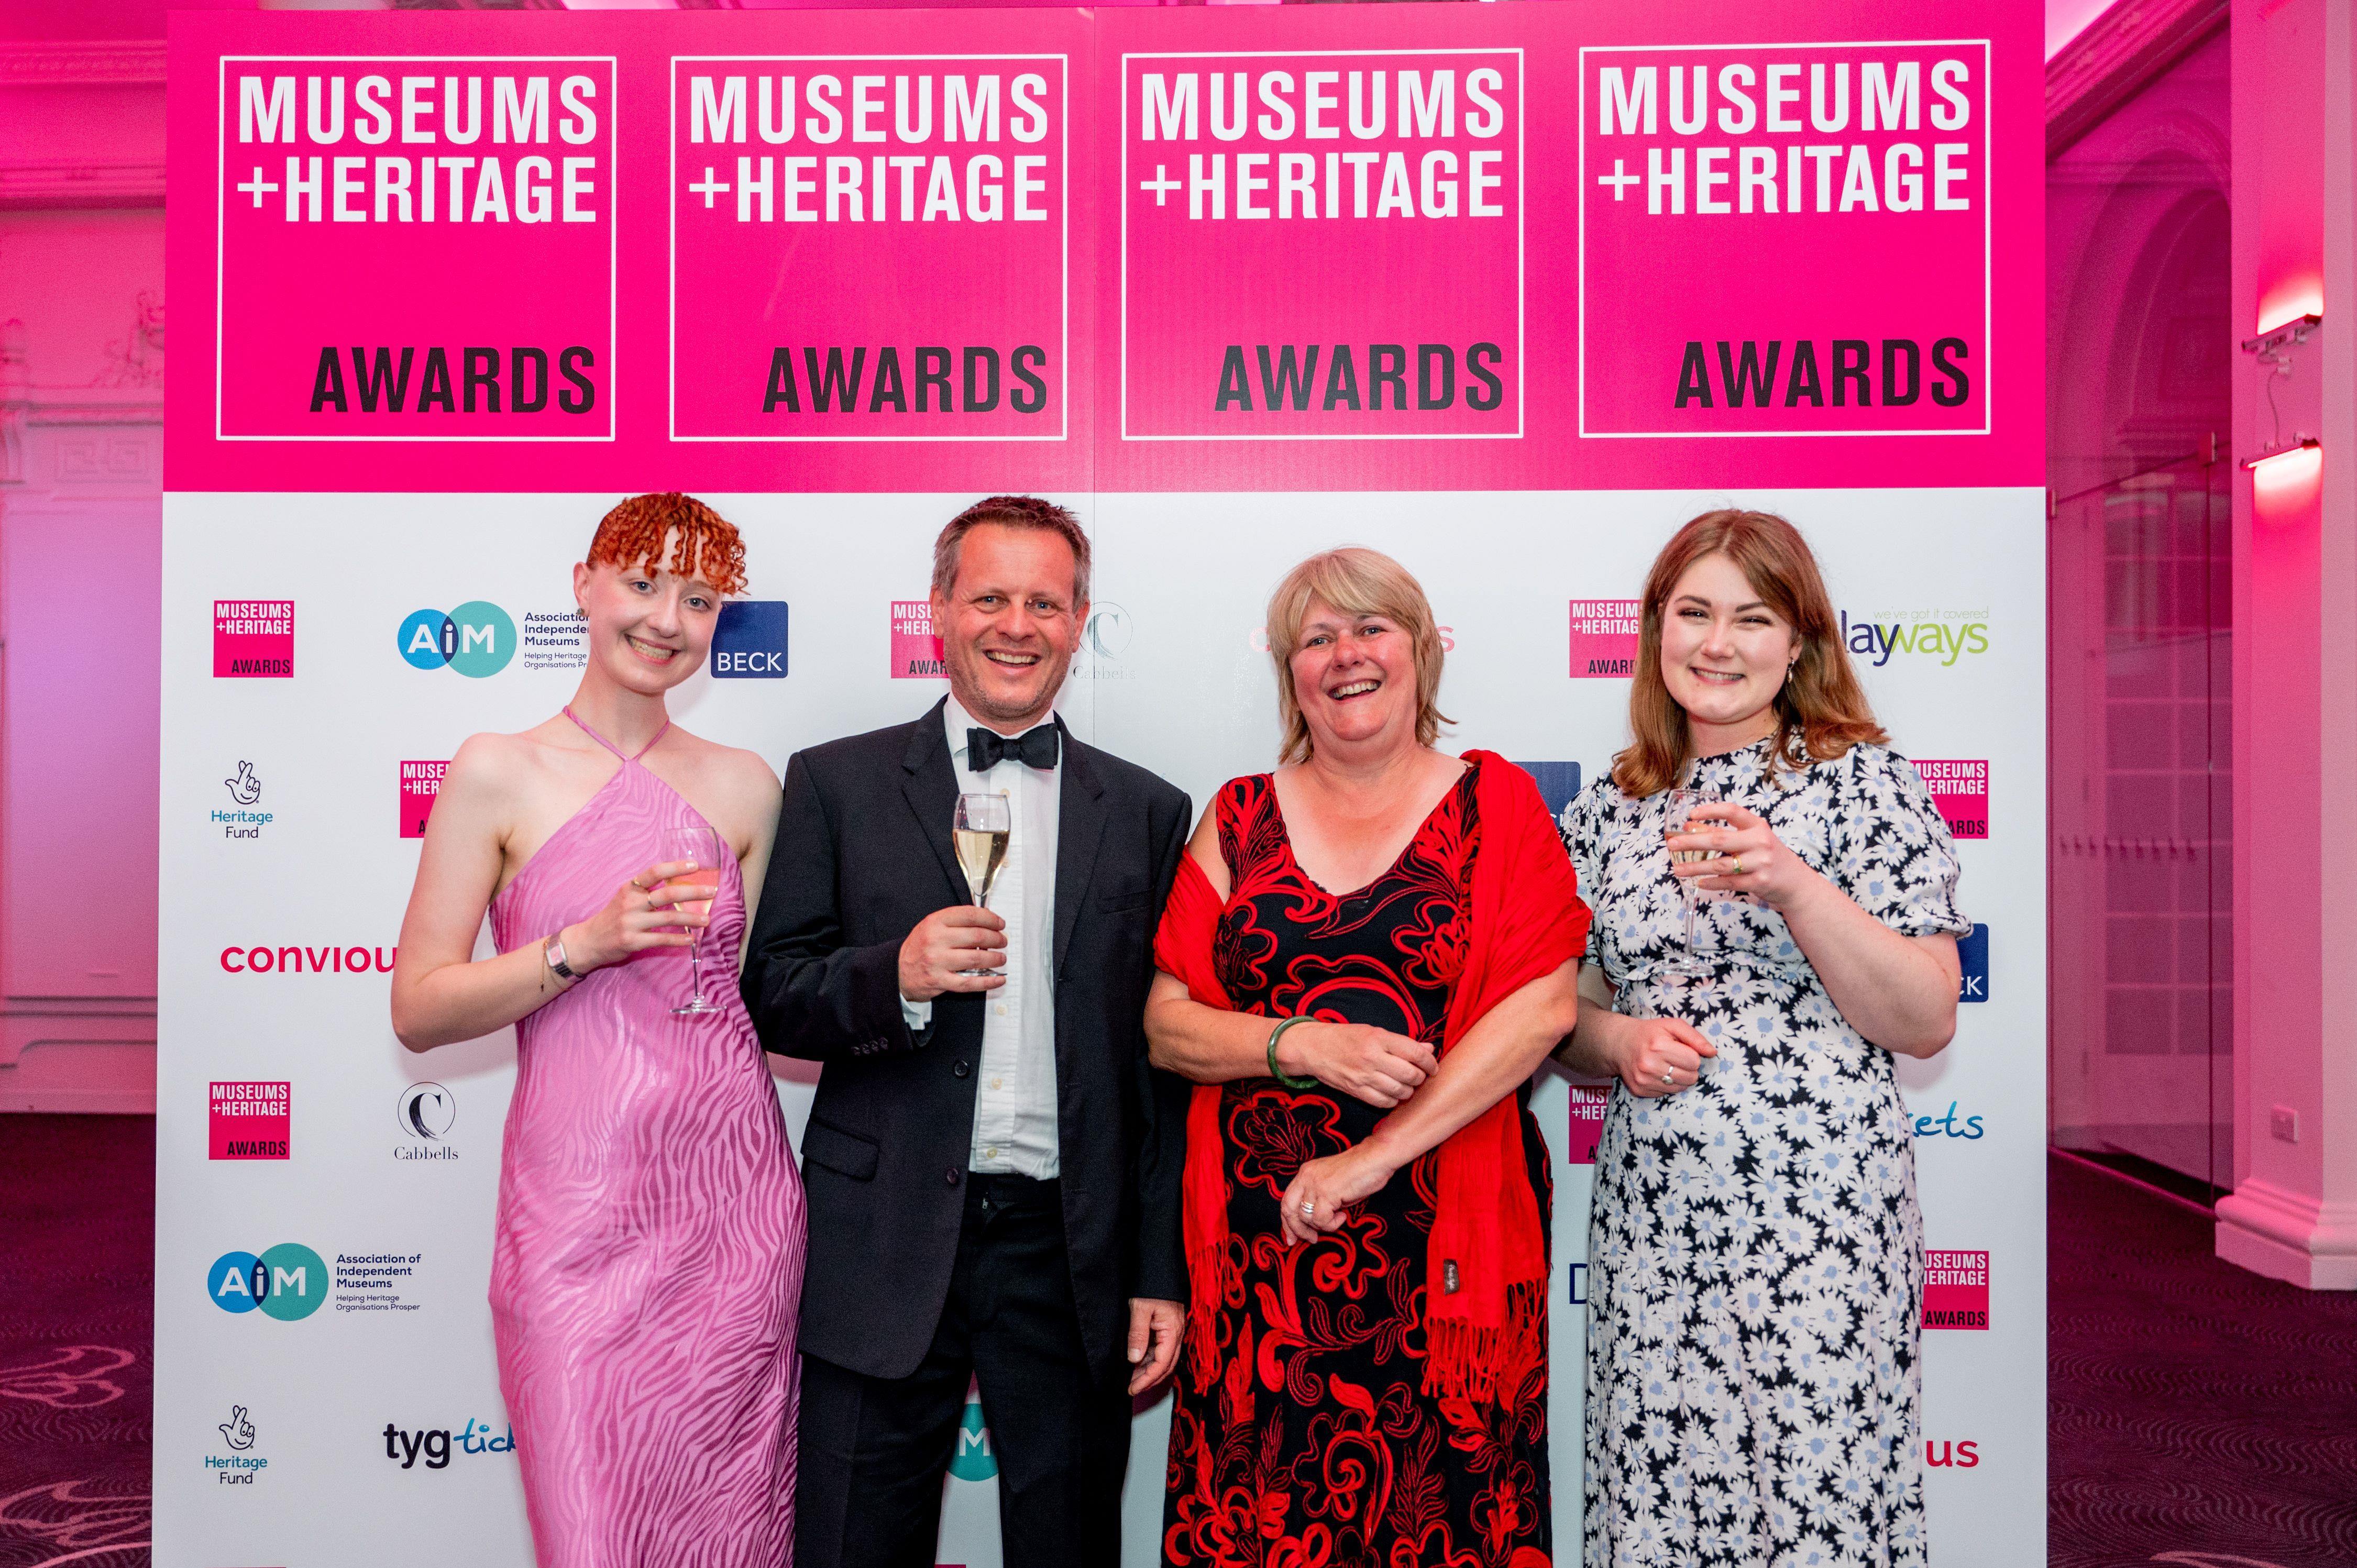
[1912, 758, 1988, 840]
[1923, 1249, 1989, 1329]
[209, 1080, 290, 1160]
[214, 600, 294, 678]
[400, 760, 448, 840]
[1568, 600, 1639, 678]
[208, 1404, 268, 1486]
[216, 761, 274, 842]
[890, 600, 946, 678]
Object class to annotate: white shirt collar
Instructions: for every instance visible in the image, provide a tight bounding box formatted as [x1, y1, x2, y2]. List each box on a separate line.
[943, 693, 1059, 767]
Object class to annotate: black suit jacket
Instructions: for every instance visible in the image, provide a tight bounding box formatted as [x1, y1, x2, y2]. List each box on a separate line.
[741, 699, 1193, 1385]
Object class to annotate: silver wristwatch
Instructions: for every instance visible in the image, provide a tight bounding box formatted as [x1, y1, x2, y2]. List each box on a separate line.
[545, 933, 580, 981]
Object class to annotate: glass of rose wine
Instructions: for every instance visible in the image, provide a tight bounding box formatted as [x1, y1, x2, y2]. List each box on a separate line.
[663, 825, 725, 1015]
[954, 793, 1011, 976]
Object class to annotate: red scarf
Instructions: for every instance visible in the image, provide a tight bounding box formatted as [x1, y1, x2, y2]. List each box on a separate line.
[1152, 752, 1590, 1403]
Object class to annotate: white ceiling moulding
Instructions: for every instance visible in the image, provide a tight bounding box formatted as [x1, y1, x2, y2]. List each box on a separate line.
[2046, 0, 2229, 159]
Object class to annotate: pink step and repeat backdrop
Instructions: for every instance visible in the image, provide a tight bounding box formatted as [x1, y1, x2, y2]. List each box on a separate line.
[158, 4, 2044, 1565]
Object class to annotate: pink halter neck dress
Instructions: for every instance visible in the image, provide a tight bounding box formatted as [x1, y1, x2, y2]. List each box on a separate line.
[487, 709, 804, 1567]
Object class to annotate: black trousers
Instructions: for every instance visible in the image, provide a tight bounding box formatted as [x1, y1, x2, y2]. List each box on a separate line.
[795, 1174, 1131, 1568]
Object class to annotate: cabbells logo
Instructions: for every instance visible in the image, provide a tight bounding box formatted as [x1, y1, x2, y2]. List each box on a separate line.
[1070, 602, 1135, 681]
[208, 1244, 328, 1320]
[396, 1081, 458, 1162]
[382, 1418, 515, 1470]
[214, 761, 273, 842]
[711, 600, 789, 679]
[397, 602, 516, 678]
[1840, 609, 1991, 668]
[214, 599, 294, 678]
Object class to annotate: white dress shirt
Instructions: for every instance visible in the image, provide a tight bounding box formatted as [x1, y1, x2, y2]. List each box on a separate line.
[900, 694, 1063, 1178]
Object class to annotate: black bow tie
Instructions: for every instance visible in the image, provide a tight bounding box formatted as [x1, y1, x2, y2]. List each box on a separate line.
[967, 724, 1060, 772]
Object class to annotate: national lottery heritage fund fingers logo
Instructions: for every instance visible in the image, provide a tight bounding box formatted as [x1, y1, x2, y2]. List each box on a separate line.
[1577, 45, 1990, 437]
[398, 603, 516, 677]
[1121, 53, 1524, 439]
[209, 1080, 290, 1160]
[1923, 1249, 1989, 1329]
[1912, 758, 1988, 839]
[401, 759, 448, 839]
[215, 760, 274, 842]
[208, 1244, 328, 1320]
[209, 1403, 267, 1486]
[214, 600, 294, 678]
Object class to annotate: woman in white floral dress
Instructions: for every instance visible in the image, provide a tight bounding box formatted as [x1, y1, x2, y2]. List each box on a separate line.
[1555, 510, 1969, 1568]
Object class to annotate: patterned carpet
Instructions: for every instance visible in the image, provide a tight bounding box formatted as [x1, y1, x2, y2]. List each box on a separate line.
[0, 1115, 152, 1568]
[2048, 1152, 2357, 1568]
[3, 1119, 2355, 1566]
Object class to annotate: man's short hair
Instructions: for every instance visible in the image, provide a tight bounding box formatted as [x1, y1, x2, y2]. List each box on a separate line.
[931, 495, 1091, 606]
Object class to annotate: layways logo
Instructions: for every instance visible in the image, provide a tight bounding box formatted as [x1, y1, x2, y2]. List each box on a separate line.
[1566, 601, 1996, 677]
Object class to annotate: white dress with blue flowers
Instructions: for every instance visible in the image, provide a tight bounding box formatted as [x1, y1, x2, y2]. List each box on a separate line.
[1559, 739, 1968, 1568]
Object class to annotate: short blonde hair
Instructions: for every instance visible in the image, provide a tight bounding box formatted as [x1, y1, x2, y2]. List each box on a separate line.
[1265, 547, 1451, 765]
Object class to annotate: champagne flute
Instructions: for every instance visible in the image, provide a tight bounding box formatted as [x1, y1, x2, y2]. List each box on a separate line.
[954, 792, 1011, 977]
[1663, 788, 1714, 976]
[663, 824, 725, 1015]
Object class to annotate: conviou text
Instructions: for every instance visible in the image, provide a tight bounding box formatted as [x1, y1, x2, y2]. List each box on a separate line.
[232, 71, 603, 223]
[683, 72, 1054, 224]
[1592, 53, 1979, 218]
[1136, 67, 1513, 222]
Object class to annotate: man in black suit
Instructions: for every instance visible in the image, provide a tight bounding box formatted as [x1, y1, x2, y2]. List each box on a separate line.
[743, 495, 1192, 1568]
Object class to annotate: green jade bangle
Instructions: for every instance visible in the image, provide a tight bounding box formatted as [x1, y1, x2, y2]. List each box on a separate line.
[1266, 1015, 1318, 1089]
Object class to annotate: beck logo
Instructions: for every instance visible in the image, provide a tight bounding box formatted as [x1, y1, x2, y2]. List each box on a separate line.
[1923, 1249, 1989, 1329]
[891, 600, 946, 679]
[1958, 924, 1988, 1002]
[397, 603, 516, 677]
[209, 1081, 290, 1160]
[710, 600, 789, 678]
[400, 760, 448, 840]
[208, 1243, 328, 1320]
[1568, 600, 1639, 678]
[1912, 759, 1988, 840]
[214, 600, 294, 678]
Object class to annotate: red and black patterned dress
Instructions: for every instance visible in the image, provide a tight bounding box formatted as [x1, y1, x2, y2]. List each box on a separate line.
[1163, 760, 1554, 1568]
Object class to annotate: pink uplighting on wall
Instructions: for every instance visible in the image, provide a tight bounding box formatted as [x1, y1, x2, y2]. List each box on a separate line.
[2248, 441, 2323, 500]
[2256, 286, 2325, 335]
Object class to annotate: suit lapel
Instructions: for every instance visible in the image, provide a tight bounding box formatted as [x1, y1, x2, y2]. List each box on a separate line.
[899, 699, 968, 906]
[1052, 722, 1109, 974]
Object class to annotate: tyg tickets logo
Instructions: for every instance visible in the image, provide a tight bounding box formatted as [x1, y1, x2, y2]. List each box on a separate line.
[207, 1243, 327, 1320]
[398, 602, 516, 677]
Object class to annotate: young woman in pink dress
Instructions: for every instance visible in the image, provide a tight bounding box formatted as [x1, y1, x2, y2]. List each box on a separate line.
[392, 493, 805, 1567]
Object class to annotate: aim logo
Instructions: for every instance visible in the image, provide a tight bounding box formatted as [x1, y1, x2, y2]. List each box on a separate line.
[397, 603, 516, 678]
[207, 1243, 328, 1321]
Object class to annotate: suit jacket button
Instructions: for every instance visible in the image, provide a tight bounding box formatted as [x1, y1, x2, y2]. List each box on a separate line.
[944, 1168, 962, 1187]
[953, 1059, 971, 1078]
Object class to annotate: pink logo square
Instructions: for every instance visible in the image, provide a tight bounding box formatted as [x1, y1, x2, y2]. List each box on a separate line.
[214, 600, 294, 678]
[1923, 1249, 1989, 1329]
[210, 1080, 290, 1160]
[1568, 599, 1638, 678]
[215, 58, 616, 440]
[1566, 1084, 1607, 1165]
[1579, 44, 1990, 438]
[891, 600, 945, 679]
[670, 57, 1069, 441]
[1120, 51, 1524, 440]
[400, 760, 449, 840]
[1912, 759, 1988, 840]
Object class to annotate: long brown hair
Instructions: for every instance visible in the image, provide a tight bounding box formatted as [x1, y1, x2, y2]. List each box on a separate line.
[1612, 509, 1887, 797]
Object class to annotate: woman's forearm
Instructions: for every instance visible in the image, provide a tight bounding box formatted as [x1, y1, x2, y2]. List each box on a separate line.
[1145, 988, 1285, 1084]
[1550, 963, 1628, 1078]
[1359, 966, 1580, 1174]
[1778, 873, 1958, 1056]
[391, 933, 576, 1052]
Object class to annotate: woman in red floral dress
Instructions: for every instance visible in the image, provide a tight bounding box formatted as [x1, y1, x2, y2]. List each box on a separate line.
[1148, 547, 1589, 1568]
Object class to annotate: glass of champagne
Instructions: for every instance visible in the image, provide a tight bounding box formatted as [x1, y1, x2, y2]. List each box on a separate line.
[954, 793, 1012, 976]
[663, 824, 725, 1015]
[1663, 788, 1715, 976]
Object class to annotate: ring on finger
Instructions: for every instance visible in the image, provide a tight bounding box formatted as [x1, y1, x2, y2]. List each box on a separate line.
[1727, 855, 1745, 875]
[1661, 1070, 1675, 1087]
